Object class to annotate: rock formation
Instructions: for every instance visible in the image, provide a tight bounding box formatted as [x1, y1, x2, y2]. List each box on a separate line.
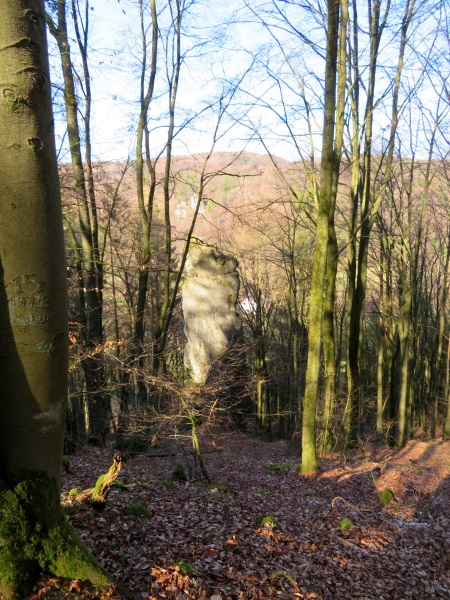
[182, 240, 242, 385]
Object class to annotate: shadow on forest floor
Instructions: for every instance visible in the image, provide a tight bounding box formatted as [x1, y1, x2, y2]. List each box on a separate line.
[29, 433, 450, 600]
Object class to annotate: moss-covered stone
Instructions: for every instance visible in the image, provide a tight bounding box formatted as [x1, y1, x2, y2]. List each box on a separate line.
[62, 456, 71, 474]
[0, 475, 111, 599]
[172, 463, 187, 482]
[125, 503, 151, 519]
[263, 463, 294, 471]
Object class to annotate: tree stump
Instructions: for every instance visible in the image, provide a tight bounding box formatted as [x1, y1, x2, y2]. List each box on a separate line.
[71, 453, 122, 509]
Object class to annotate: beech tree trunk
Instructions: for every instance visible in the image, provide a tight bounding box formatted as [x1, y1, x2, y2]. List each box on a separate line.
[0, 2, 111, 595]
[0, 0, 67, 486]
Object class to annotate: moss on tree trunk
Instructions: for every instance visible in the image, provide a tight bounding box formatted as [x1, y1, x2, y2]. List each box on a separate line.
[0, 475, 111, 599]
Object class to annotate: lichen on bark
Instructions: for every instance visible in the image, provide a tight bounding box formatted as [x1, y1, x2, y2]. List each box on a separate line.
[0, 475, 110, 599]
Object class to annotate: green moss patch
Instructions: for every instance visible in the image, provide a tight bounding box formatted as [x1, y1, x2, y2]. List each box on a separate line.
[112, 481, 134, 491]
[0, 476, 110, 598]
[380, 488, 395, 506]
[260, 515, 282, 530]
[339, 517, 353, 532]
[62, 456, 72, 474]
[172, 464, 187, 482]
[263, 463, 294, 471]
[91, 473, 107, 503]
[174, 561, 197, 575]
[125, 503, 151, 519]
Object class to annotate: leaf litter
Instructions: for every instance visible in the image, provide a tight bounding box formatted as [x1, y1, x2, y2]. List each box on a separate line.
[30, 433, 450, 599]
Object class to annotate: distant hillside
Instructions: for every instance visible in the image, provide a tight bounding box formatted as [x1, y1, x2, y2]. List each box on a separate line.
[59, 151, 296, 250]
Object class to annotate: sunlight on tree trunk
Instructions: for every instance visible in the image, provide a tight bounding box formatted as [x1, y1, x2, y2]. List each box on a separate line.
[301, 0, 346, 473]
[0, 1, 112, 595]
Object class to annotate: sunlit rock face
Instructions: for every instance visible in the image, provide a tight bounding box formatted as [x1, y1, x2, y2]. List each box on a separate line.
[182, 240, 241, 384]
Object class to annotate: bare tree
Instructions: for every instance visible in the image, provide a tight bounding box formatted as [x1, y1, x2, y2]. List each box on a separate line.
[46, 0, 112, 444]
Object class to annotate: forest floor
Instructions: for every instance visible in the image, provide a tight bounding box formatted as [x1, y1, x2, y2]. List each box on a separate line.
[31, 431, 449, 600]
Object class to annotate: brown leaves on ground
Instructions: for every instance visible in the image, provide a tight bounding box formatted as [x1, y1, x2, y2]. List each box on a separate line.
[31, 434, 450, 599]
[27, 576, 122, 600]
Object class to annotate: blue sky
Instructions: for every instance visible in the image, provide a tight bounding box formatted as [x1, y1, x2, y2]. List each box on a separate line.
[48, 0, 449, 164]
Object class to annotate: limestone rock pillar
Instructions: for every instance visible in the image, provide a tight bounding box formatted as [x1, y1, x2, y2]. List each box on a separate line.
[182, 241, 241, 385]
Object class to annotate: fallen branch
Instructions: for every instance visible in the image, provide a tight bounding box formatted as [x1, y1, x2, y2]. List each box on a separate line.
[269, 570, 300, 593]
[333, 534, 370, 554]
[331, 496, 394, 525]
[331, 496, 370, 514]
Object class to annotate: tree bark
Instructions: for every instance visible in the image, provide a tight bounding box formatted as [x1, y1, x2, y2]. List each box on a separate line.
[46, 0, 110, 444]
[0, 1, 112, 594]
[0, 0, 68, 486]
[301, 0, 344, 473]
[345, 0, 416, 446]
